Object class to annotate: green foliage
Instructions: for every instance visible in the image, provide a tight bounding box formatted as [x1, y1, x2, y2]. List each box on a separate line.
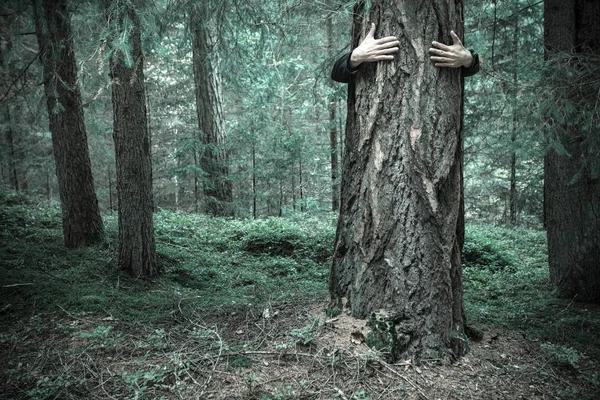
[238, 216, 335, 263]
[0, 198, 332, 328]
[536, 53, 600, 181]
[463, 224, 600, 359]
[290, 315, 324, 346]
[228, 355, 254, 370]
[540, 342, 584, 369]
[462, 228, 517, 272]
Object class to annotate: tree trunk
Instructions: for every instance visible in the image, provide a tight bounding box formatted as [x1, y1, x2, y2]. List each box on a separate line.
[190, 5, 233, 217]
[330, 0, 466, 362]
[106, 0, 157, 278]
[33, 0, 103, 248]
[299, 159, 304, 212]
[544, 0, 600, 303]
[327, 15, 340, 212]
[252, 141, 257, 219]
[108, 165, 113, 211]
[4, 107, 19, 191]
[508, 16, 519, 226]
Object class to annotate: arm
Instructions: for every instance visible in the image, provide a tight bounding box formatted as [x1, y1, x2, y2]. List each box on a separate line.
[331, 23, 399, 83]
[331, 52, 356, 84]
[428, 31, 480, 76]
[332, 27, 479, 83]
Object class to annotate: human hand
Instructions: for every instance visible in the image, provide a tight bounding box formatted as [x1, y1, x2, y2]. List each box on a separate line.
[349, 23, 400, 69]
[428, 31, 474, 68]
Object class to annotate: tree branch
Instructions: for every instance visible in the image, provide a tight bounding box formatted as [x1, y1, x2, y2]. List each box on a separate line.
[0, 53, 38, 106]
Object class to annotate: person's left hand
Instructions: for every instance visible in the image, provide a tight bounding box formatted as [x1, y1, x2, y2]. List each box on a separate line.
[428, 31, 473, 68]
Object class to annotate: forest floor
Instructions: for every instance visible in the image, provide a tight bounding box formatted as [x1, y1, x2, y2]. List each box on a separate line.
[1, 191, 599, 399]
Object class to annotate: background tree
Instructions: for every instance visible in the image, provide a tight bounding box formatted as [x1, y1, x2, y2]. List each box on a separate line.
[190, 2, 233, 217]
[463, 0, 544, 226]
[330, 0, 467, 361]
[543, 0, 600, 302]
[105, 0, 157, 277]
[33, 0, 103, 248]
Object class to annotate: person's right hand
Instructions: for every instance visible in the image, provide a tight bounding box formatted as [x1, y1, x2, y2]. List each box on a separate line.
[349, 23, 400, 69]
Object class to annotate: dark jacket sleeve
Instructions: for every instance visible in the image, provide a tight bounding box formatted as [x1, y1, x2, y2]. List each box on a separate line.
[331, 52, 360, 83]
[462, 52, 480, 77]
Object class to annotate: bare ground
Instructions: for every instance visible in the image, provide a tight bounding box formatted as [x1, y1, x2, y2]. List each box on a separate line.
[1, 298, 599, 400]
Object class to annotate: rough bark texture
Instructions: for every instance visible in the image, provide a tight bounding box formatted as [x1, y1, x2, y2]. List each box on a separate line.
[544, 0, 600, 303]
[107, 0, 157, 278]
[330, 0, 466, 362]
[327, 15, 340, 212]
[190, 6, 233, 217]
[33, 0, 103, 248]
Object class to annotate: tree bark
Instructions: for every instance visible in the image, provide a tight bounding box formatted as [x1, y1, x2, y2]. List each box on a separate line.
[330, 0, 466, 362]
[190, 5, 233, 217]
[33, 0, 103, 248]
[327, 15, 340, 212]
[544, 0, 600, 303]
[106, 0, 157, 278]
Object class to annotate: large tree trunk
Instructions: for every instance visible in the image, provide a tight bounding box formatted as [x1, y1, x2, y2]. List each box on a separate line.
[106, 0, 157, 278]
[190, 5, 233, 217]
[330, 0, 466, 362]
[33, 0, 103, 248]
[544, 0, 600, 303]
[0, 26, 19, 191]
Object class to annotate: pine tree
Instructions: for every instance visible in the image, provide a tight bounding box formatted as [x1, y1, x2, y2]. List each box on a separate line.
[543, 0, 600, 303]
[105, 0, 157, 277]
[190, 3, 233, 217]
[33, 0, 104, 248]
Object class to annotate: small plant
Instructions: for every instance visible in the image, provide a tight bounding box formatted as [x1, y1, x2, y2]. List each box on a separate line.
[78, 325, 122, 350]
[290, 315, 324, 345]
[541, 342, 584, 370]
[352, 391, 371, 400]
[228, 355, 254, 370]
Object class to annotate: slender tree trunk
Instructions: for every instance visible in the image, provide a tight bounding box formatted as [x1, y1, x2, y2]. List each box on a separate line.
[108, 165, 113, 211]
[193, 145, 199, 213]
[252, 142, 257, 219]
[279, 178, 283, 217]
[327, 15, 340, 212]
[4, 107, 19, 191]
[544, 0, 600, 303]
[330, 0, 466, 362]
[508, 16, 519, 226]
[299, 159, 304, 212]
[33, 0, 103, 248]
[292, 168, 296, 211]
[106, 0, 157, 278]
[190, 5, 233, 217]
[0, 14, 19, 191]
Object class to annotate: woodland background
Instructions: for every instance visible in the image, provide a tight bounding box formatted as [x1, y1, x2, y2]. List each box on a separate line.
[1, 0, 599, 399]
[1, 0, 547, 225]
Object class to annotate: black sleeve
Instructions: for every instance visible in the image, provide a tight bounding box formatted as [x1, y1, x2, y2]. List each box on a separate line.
[462, 52, 480, 77]
[331, 52, 360, 83]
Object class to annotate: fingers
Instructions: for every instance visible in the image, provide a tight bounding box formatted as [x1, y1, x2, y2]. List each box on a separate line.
[450, 31, 463, 46]
[428, 47, 448, 56]
[367, 23, 376, 39]
[375, 39, 400, 50]
[375, 37, 400, 48]
[431, 41, 451, 52]
[373, 55, 395, 61]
